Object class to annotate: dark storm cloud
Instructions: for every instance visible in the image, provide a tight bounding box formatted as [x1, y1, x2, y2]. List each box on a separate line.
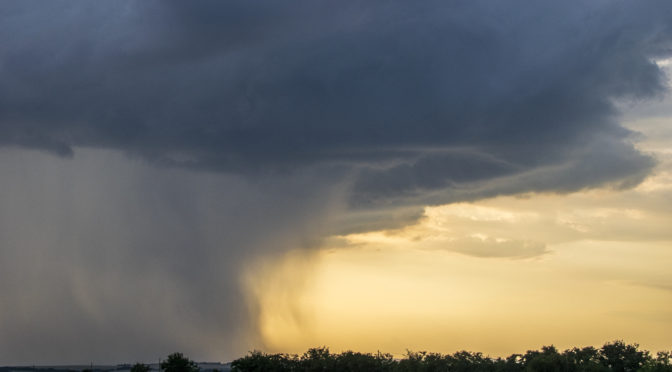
[1, 0, 672, 364]
[1, 0, 671, 203]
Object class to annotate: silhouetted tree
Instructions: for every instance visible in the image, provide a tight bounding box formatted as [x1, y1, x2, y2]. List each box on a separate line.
[599, 341, 648, 372]
[522, 345, 567, 372]
[230, 350, 298, 372]
[300, 347, 336, 371]
[334, 351, 395, 372]
[229, 341, 669, 372]
[160, 353, 199, 372]
[494, 354, 526, 372]
[449, 350, 495, 372]
[641, 352, 672, 372]
[563, 346, 606, 372]
[131, 363, 151, 372]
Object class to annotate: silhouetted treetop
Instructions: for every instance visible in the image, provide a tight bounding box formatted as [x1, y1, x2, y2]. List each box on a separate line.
[230, 341, 672, 372]
[161, 352, 199, 372]
[131, 363, 151, 372]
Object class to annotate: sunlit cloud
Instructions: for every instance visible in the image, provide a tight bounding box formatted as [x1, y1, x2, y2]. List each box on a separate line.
[250, 110, 672, 355]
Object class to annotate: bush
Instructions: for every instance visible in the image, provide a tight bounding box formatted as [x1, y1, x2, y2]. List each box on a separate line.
[161, 352, 199, 372]
[131, 363, 151, 372]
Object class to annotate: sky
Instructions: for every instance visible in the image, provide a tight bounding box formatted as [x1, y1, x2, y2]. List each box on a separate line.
[0, 0, 671, 365]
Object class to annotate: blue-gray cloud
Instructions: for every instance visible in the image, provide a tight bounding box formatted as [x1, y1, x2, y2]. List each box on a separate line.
[1, 0, 670, 204]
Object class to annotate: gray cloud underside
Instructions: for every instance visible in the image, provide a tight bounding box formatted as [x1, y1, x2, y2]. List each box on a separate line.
[1, 0, 671, 205]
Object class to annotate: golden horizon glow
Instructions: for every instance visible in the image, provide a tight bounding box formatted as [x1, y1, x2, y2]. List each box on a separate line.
[250, 216, 672, 357]
[246, 114, 672, 357]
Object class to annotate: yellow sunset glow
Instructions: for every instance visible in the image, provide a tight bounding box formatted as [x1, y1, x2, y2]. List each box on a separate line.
[249, 178, 672, 356]
[252, 231, 671, 356]
[246, 115, 672, 357]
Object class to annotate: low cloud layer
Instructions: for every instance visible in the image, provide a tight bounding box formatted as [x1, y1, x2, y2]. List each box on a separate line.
[1, 0, 671, 364]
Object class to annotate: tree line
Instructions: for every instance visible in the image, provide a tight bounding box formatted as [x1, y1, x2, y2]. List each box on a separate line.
[229, 341, 672, 372]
